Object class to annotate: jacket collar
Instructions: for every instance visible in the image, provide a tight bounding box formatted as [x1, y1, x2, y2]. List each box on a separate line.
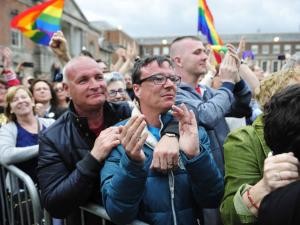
[130, 101, 173, 149]
[179, 82, 207, 96]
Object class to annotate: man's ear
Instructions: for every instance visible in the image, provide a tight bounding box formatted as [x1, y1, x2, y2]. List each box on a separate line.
[63, 82, 70, 98]
[133, 84, 141, 99]
[173, 56, 183, 68]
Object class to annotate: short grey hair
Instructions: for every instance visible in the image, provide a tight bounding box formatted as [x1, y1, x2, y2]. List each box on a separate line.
[105, 72, 125, 86]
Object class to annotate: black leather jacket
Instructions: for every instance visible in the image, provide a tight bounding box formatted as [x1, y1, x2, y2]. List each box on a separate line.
[37, 101, 132, 223]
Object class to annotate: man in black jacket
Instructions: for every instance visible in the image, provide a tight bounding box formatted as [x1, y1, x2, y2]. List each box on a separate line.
[37, 56, 178, 225]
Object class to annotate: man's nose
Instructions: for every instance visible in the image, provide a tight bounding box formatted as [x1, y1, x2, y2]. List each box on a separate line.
[89, 78, 101, 88]
[164, 77, 176, 87]
[117, 91, 123, 96]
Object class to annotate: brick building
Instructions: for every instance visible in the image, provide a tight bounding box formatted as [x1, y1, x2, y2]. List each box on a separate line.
[91, 20, 139, 64]
[0, 0, 103, 79]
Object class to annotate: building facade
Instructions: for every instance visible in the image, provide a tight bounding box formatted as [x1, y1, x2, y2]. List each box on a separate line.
[0, 0, 103, 79]
[137, 32, 300, 73]
[91, 21, 139, 65]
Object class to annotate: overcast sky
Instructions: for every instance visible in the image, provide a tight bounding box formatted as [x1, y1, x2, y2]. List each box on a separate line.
[75, 0, 300, 38]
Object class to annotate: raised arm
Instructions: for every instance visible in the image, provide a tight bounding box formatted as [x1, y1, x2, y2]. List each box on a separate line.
[49, 31, 71, 66]
[101, 116, 148, 224]
[1, 47, 20, 87]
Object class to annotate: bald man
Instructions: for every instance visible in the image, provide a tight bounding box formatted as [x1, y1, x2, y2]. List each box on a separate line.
[37, 56, 131, 224]
[170, 36, 252, 225]
[37, 56, 178, 225]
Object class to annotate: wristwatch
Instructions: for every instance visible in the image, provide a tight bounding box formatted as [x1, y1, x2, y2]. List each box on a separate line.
[240, 59, 246, 65]
[165, 133, 177, 138]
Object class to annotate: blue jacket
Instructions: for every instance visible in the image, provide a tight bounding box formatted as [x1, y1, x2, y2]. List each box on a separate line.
[176, 81, 252, 173]
[101, 113, 224, 225]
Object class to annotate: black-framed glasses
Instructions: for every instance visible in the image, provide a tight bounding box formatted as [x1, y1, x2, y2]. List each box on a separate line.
[108, 88, 126, 97]
[138, 74, 181, 86]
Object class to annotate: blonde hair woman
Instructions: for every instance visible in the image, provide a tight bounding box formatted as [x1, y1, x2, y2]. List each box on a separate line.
[255, 68, 300, 107]
[220, 68, 300, 225]
[0, 86, 54, 182]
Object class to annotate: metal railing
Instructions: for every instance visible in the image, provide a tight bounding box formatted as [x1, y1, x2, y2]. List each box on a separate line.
[0, 164, 43, 225]
[0, 164, 148, 225]
[80, 203, 149, 225]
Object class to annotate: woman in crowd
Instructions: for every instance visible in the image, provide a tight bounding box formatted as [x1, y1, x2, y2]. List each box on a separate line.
[257, 84, 300, 225]
[105, 72, 132, 103]
[220, 68, 300, 225]
[53, 82, 69, 110]
[0, 79, 8, 127]
[30, 79, 65, 119]
[0, 86, 54, 182]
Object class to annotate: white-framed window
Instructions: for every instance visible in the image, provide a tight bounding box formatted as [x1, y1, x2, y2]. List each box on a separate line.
[284, 44, 291, 54]
[251, 45, 259, 54]
[262, 45, 269, 55]
[142, 47, 151, 56]
[73, 28, 83, 56]
[153, 47, 160, 55]
[162, 46, 169, 55]
[272, 60, 280, 72]
[261, 60, 268, 72]
[88, 42, 96, 57]
[272, 44, 280, 55]
[11, 29, 22, 48]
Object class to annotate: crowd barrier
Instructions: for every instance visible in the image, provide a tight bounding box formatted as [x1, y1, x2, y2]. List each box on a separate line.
[0, 164, 43, 225]
[0, 164, 148, 225]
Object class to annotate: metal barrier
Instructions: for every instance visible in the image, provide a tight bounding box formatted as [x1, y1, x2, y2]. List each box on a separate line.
[0, 165, 43, 225]
[79, 203, 149, 225]
[0, 165, 148, 225]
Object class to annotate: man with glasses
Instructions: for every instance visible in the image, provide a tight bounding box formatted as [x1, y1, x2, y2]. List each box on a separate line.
[101, 55, 224, 225]
[37, 56, 179, 225]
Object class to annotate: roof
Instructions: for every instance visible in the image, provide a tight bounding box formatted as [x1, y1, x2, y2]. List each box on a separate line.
[136, 32, 300, 45]
[90, 21, 117, 31]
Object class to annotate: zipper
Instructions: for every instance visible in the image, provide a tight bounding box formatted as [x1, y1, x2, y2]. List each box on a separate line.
[168, 171, 177, 225]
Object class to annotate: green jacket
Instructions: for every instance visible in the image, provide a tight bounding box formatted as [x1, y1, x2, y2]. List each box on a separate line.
[220, 116, 270, 225]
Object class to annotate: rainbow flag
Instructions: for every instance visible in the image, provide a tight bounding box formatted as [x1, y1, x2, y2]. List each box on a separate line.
[210, 45, 227, 64]
[198, 0, 223, 45]
[198, 0, 225, 63]
[11, 0, 64, 46]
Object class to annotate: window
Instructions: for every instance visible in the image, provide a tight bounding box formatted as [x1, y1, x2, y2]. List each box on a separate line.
[251, 45, 259, 54]
[153, 47, 160, 55]
[261, 61, 268, 72]
[73, 28, 83, 56]
[162, 47, 169, 55]
[272, 61, 279, 72]
[88, 42, 96, 57]
[11, 29, 21, 47]
[272, 45, 280, 55]
[262, 45, 269, 55]
[143, 47, 151, 56]
[284, 44, 291, 54]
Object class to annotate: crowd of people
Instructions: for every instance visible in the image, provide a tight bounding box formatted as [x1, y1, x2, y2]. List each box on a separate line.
[0, 30, 300, 225]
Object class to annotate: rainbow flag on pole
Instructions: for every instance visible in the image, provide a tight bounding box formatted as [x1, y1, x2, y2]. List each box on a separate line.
[11, 0, 64, 46]
[198, 0, 224, 63]
[198, 0, 223, 45]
